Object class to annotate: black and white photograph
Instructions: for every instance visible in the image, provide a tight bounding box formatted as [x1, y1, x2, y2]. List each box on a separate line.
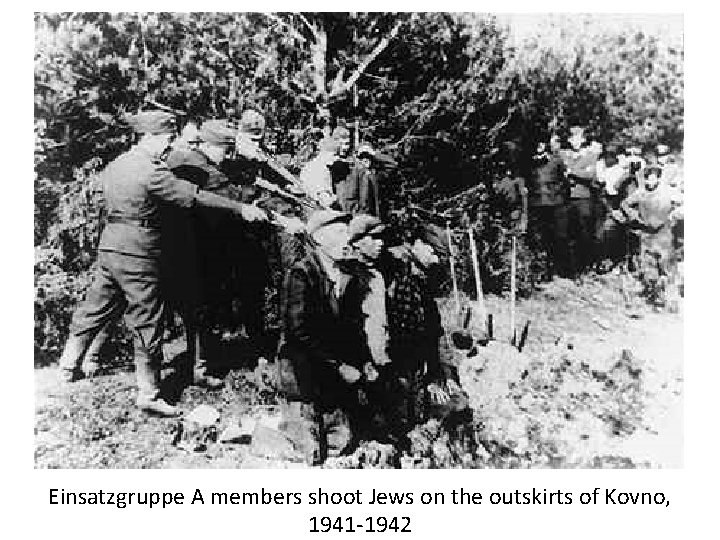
[33, 12, 684, 469]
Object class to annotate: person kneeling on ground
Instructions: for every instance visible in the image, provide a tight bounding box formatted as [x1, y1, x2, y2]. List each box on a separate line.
[380, 225, 464, 431]
[276, 210, 370, 464]
[339, 214, 393, 439]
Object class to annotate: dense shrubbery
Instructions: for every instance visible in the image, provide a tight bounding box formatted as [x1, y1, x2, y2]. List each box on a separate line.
[34, 13, 683, 361]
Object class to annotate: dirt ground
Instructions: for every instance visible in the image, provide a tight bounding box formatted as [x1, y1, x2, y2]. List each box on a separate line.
[34, 271, 683, 469]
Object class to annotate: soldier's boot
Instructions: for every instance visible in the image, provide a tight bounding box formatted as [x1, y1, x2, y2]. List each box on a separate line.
[135, 350, 179, 417]
[137, 396, 179, 417]
[80, 326, 110, 379]
[188, 328, 224, 390]
[58, 333, 94, 383]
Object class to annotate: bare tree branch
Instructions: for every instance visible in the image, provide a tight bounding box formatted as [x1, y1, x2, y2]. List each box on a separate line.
[384, 91, 445, 150]
[329, 20, 402, 98]
[296, 12, 319, 43]
[144, 98, 187, 116]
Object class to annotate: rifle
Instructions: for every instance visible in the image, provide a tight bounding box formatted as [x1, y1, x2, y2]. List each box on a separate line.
[235, 132, 304, 191]
[254, 178, 320, 211]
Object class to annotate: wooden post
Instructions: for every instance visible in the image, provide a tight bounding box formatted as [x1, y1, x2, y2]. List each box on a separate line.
[510, 235, 517, 345]
[468, 226, 487, 328]
[353, 30, 360, 150]
[518, 319, 530, 352]
[446, 221, 461, 323]
[353, 84, 360, 149]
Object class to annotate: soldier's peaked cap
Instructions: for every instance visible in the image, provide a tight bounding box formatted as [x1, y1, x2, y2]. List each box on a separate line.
[127, 111, 177, 134]
[200, 120, 236, 147]
[657, 144, 670, 155]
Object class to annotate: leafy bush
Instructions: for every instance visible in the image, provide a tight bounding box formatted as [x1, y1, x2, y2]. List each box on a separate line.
[34, 13, 683, 362]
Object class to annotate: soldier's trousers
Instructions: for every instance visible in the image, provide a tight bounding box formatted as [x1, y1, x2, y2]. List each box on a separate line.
[529, 205, 570, 277]
[567, 198, 595, 273]
[59, 250, 166, 401]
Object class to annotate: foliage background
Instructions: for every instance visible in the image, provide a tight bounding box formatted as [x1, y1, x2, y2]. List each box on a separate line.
[34, 12, 683, 363]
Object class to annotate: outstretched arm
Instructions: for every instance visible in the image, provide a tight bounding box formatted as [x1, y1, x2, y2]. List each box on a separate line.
[148, 163, 268, 221]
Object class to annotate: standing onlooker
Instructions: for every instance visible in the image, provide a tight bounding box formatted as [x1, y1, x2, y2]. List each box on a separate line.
[621, 165, 683, 305]
[595, 146, 633, 265]
[335, 144, 382, 217]
[655, 144, 684, 258]
[300, 126, 352, 208]
[528, 134, 570, 278]
[561, 126, 599, 274]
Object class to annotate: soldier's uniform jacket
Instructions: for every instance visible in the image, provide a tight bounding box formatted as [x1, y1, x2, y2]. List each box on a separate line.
[166, 147, 245, 203]
[163, 146, 266, 331]
[67, 143, 201, 377]
[529, 152, 567, 207]
[98, 146, 198, 259]
[161, 147, 218, 307]
[561, 147, 599, 200]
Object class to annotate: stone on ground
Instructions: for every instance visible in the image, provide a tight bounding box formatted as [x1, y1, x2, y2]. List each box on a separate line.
[186, 404, 220, 427]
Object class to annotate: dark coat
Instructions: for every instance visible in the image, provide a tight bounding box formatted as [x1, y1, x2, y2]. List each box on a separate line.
[529, 153, 568, 207]
[336, 162, 381, 217]
[163, 148, 264, 329]
[277, 251, 367, 406]
[561, 148, 598, 200]
[380, 248, 451, 383]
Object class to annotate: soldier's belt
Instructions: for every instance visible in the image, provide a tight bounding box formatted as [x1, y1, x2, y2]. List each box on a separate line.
[107, 215, 160, 228]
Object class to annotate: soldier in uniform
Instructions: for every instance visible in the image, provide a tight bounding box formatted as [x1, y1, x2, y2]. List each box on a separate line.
[229, 110, 291, 353]
[528, 134, 570, 278]
[561, 126, 600, 274]
[58, 111, 267, 416]
[170, 115, 273, 349]
[162, 119, 247, 389]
